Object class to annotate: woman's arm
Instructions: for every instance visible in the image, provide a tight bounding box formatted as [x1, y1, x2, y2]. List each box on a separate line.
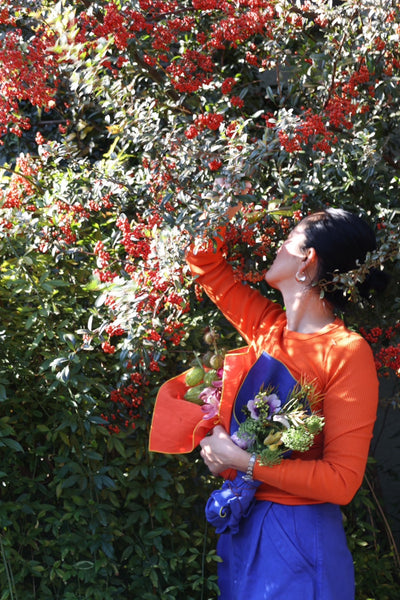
[186, 231, 284, 344]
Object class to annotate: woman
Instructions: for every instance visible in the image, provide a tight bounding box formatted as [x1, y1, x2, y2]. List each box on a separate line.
[186, 207, 387, 600]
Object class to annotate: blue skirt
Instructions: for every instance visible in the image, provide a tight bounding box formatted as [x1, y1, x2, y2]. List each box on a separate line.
[217, 501, 355, 600]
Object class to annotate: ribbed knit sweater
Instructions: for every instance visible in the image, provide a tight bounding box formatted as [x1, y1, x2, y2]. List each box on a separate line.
[186, 235, 379, 506]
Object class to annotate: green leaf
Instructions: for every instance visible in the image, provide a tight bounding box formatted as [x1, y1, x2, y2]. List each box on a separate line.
[2, 438, 24, 452]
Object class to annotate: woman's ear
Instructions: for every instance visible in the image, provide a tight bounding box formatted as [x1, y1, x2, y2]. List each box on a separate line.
[298, 247, 318, 281]
[305, 247, 319, 280]
[304, 247, 317, 263]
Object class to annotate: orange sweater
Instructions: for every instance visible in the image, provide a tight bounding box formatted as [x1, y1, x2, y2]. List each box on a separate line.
[186, 236, 379, 506]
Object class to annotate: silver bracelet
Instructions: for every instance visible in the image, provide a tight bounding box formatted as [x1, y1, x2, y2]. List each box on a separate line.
[243, 453, 257, 481]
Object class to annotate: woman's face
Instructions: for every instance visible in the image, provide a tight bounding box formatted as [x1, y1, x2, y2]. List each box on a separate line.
[265, 223, 308, 290]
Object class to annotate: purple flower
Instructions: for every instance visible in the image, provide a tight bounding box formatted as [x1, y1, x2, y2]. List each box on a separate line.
[200, 386, 221, 420]
[246, 399, 260, 420]
[231, 431, 255, 450]
[266, 393, 281, 415]
[201, 402, 219, 419]
[212, 379, 223, 389]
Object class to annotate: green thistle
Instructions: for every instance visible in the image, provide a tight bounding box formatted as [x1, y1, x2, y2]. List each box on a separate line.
[281, 426, 314, 453]
[304, 414, 325, 435]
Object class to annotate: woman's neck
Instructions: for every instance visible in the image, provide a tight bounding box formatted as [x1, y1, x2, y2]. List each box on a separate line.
[282, 288, 335, 334]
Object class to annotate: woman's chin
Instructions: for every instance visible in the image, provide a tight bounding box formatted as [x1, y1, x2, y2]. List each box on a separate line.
[264, 272, 278, 289]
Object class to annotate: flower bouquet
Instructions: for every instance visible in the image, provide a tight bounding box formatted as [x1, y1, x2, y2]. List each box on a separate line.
[231, 381, 324, 466]
[184, 362, 324, 465]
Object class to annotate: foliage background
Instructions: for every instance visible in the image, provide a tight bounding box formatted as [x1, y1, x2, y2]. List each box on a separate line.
[0, 0, 399, 598]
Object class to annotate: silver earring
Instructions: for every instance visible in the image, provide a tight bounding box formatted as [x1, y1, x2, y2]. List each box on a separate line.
[295, 271, 306, 283]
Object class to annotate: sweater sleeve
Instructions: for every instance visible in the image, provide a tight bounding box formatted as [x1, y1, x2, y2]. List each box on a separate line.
[253, 336, 379, 505]
[186, 233, 284, 344]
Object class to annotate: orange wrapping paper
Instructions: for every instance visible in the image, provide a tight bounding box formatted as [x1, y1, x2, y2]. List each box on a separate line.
[149, 346, 254, 454]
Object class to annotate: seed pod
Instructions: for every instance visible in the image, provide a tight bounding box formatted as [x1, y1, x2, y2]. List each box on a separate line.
[202, 351, 213, 368]
[204, 330, 218, 345]
[203, 369, 218, 385]
[209, 354, 224, 369]
[184, 383, 208, 404]
[185, 366, 205, 387]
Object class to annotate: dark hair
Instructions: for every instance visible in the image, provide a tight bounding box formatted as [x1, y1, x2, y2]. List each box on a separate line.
[301, 208, 388, 310]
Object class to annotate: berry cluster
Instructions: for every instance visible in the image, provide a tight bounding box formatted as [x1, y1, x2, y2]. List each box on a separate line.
[360, 324, 400, 377]
[101, 369, 149, 434]
[0, 26, 58, 139]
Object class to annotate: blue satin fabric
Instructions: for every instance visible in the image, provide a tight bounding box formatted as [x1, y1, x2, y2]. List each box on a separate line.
[217, 501, 355, 600]
[205, 472, 261, 534]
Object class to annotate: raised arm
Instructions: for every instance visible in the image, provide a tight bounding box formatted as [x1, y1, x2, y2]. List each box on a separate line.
[186, 231, 284, 345]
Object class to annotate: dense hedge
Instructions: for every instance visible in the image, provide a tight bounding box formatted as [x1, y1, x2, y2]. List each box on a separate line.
[0, 1, 399, 598]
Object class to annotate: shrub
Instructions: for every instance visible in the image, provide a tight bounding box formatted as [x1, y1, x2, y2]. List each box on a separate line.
[0, 0, 398, 597]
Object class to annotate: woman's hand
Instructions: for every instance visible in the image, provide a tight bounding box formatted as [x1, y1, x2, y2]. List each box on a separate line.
[200, 425, 251, 476]
[213, 178, 252, 221]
